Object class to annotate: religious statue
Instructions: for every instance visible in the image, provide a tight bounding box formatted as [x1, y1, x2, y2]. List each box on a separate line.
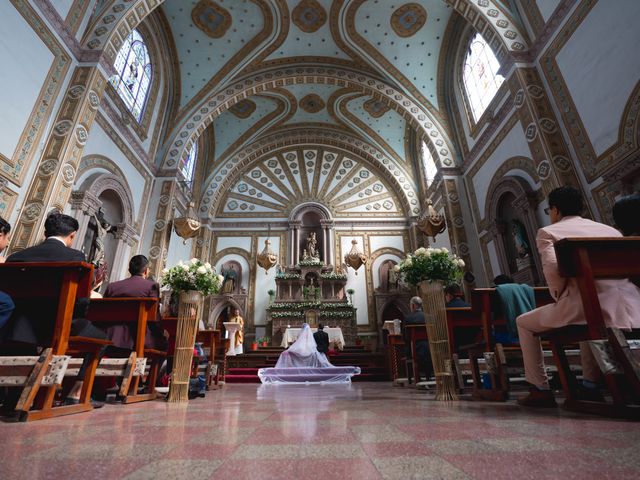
[302, 248, 309, 260]
[90, 208, 113, 270]
[306, 232, 319, 259]
[511, 219, 531, 258]
[388, 265, 399, 291]
[221, 264, 238, 294]
[229, 308, 244, 349]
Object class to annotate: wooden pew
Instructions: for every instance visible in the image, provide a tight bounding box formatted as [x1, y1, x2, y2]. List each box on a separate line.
[0, 262, 111, 421]
[85, 297, 162, 403]
[537, 237, 640, 419]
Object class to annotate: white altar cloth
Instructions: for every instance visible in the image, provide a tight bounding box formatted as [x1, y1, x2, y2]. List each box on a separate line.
[280, 327, 345, 350]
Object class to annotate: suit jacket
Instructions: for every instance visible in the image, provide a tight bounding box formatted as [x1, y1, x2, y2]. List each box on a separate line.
[314, 329, 330, 354]
[521, 216, 640, 330]
[3, 238, 104, 344]
[402, 310, 430, 362]
[103, 275, 164, 350]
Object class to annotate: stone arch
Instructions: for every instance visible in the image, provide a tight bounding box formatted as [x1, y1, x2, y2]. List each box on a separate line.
[289, 202, 332, 222]
[208, 297, 244, 330]
[80, 172, 135, 227]
[201, 129, 419, 218]
[162, 66, 456, 173]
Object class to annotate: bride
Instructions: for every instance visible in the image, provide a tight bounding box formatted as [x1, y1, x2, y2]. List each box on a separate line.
[258, 324, 360, 384]
[274, 323, 333, 368]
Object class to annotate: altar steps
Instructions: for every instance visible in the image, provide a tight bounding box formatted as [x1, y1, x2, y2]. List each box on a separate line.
[225, 346, 388, 383]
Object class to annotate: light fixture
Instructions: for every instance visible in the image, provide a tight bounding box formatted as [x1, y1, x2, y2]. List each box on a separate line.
[173, 202, 201, 244]
[343, 224, 368, 275]
[417, 199, 446, 241]
[257, 224, 278, 274]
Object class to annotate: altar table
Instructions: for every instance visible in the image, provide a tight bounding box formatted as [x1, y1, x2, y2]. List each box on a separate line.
[280, 327, 345, 350]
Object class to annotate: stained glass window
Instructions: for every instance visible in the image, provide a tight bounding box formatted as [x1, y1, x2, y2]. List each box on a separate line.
[180, 143, 198, 188]
[112, 29, 152, 121]
[422, 141, 438, 188]
[462, 33, 504, 122]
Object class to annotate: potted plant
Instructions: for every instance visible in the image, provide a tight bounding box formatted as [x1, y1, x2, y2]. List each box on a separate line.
[250, 339, 258, 351]
[261, 337, 269, 348]
[267, 289, 275, 305]
[346, 288, 355, 305]
[398, 247, 464, 401]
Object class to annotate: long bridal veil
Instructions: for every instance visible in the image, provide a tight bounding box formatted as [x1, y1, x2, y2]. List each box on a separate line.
[273, 323, 333, 368]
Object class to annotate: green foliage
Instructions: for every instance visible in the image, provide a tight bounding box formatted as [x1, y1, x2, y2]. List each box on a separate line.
[399, 247, 464, 287]
[161, 259, 223, 295]
[298, 258, 323, 267]
[321, 272, 347, 280]
[346, 288, 355, 295]
[276, 273, 301, 280]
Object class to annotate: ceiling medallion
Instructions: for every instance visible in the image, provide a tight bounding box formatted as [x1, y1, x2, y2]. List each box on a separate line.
[191, 0, 232, 39]
[292, 0, 327, 34]
[363, 98, 391, 118]
[390, 3, 427, 38]
[300, 94, 325, 113]
[230, 99, 257, 119]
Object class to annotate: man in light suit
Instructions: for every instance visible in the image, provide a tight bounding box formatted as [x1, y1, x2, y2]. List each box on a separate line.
[516, 187, 640, 407]
[104, 254, 166, 350]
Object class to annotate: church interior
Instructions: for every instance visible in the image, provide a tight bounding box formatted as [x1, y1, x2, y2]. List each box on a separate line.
[1, 0, 640, 478]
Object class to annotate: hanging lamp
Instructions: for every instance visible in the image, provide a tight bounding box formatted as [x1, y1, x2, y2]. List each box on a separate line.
[257, 224, 278, 274]
[343, 224, 368, 275]
[173, 202, 201, 244]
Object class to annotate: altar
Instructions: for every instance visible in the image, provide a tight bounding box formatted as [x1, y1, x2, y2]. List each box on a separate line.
[280, 327, 345, 350]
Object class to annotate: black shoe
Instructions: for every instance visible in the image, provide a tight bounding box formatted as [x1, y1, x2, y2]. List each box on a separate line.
[517, 386, 557, 408]
[575, 385, 606, 402]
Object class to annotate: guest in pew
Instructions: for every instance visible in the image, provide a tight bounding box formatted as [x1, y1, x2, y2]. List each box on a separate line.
[103, 254, 167, 351]
[0, 216, 15, 329]
[612, 193, 640, 237]
[403, 296, 432, 381]
[444, 283, 470, 308]
[493, 276, 535, 343]
[493, 274, 514, 286]
[5, 212, 108, 405]
[516, 186, 640, 407]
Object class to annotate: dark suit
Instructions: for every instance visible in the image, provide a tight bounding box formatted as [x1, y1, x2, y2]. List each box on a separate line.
[446, 297, 471, 308]
[403, 309, 432, 379]
[104, 275, 166, 350]
[4, 238, 106, 344]
[313, 329, 330, 354]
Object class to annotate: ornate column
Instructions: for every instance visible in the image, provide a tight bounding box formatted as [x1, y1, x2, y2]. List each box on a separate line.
[9, 66, 107, 253]
[111, 223, 139, 281]
[408, 220, 419, 251]
[513, 193, 543, 284]
[320, 219, 334, 266]
[148, 180, 178, 278]
[69, 190, 102, 250]
[290, 220, 301, 265]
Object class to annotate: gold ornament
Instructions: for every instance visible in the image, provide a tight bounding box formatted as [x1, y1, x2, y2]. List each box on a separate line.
[257, 239, 278, 273]
[343, 239, 368, 275]
[173, 202, 201, 244]
[417, 200, 446, 241]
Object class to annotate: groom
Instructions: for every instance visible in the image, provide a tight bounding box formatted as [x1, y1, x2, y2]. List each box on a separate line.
[313, 324, 330, 354]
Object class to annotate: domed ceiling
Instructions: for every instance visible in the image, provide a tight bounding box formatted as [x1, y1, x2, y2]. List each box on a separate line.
[157, 0, 524, 220]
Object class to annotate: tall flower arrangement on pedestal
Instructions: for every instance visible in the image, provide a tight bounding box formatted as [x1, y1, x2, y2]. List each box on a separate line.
[161, 259, 223, 402]
[398, 247, 464, 401]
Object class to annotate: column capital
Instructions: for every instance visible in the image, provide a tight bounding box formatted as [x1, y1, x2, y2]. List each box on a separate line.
[70, 190, 102, 216]
[319, 219, 334, 228]
[114, 223, 139, 247]
[289, 220, 302, 229]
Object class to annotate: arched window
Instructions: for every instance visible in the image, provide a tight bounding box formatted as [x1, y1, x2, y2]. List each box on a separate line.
[180, 143, 197, 188]
[462, 32, 504, 122]
[112, 29, 152, 121]
[421, 141, 438, 188]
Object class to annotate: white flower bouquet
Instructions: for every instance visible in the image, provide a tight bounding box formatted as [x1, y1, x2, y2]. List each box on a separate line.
[161, 258, 223, 295]
[398, 247, 464, 287]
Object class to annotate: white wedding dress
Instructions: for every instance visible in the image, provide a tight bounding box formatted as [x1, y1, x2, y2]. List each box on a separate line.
[258, 324, 360, 384]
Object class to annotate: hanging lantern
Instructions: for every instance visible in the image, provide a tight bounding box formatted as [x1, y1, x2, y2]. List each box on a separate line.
[417, 199, 446, 241]
[173, 202, 201, 244]
[257, 239, 278, 274]
[344, 239, 368, 275]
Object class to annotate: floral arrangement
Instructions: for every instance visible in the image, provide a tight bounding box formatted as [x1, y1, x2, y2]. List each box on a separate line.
[321, 272, 348, 280]
[271, 311, 305, 318]
[268, 301, 354, 311]
[276, 272, 302, 280]
[161, 258, 223, 295]
[320, 311, 354, 318]
[397, 247, 464, 287]
[298, 258, 323, 267]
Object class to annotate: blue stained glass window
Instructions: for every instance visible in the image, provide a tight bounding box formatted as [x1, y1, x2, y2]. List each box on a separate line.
[180, 143, 198, 187]
[113, 29, 152, 121]
[463, 33, 504, 122]
[422, 141, 438, 188]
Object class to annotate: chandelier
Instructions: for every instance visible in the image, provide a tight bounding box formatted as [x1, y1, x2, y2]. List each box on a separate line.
[344, 238, 368, 275]
[173, 202, 201, 244]
[417, 199, 446, 241]
[257, 225, 278, 273]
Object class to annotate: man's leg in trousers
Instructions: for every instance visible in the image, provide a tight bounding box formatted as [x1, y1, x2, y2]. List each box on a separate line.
[516, 312, 550, 389]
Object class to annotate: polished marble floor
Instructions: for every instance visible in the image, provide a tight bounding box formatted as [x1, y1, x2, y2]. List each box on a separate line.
[1, 383, 639, 479]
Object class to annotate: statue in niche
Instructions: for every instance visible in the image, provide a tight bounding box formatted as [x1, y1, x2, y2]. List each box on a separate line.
[90, 208, 114, 269]
[511, 219, 531, 258]
[306, 232, 319, 259]
[302, 249, 309, 260]
[221, 264, 238, 294]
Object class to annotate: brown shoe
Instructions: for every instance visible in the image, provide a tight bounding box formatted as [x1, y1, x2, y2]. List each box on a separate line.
[517, 386, 557, 408]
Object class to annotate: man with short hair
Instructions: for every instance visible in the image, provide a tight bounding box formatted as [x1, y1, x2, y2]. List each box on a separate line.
[313, 323, 330, 354]
[444, 283, 470, 308]
[516, 186, 640, 407]
[404, 296, 432, 381]
[0, 216, 15, 329]
[104, 254, 165, 350]
[612, 193, 640, 237]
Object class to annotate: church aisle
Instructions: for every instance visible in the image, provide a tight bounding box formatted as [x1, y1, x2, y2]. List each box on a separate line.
[1, 383, 639, 479]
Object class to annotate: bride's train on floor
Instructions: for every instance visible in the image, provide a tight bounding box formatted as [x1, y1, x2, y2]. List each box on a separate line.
[258, 324, 360, 384]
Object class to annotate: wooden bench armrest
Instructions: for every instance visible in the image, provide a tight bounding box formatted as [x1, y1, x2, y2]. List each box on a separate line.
[143, 349, 167, 357]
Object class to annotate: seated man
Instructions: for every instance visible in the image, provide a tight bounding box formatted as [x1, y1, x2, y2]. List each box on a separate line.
[444, 284, 470, 307]
[403, 296, 432, 381]
[5, 212, 107, 405]
[104, 254, 166, 350]
[0, 216, 15, 329]
[516, 187, 640, 407]
[313, 324, 330, 354]
[612, 193, 640, 237]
